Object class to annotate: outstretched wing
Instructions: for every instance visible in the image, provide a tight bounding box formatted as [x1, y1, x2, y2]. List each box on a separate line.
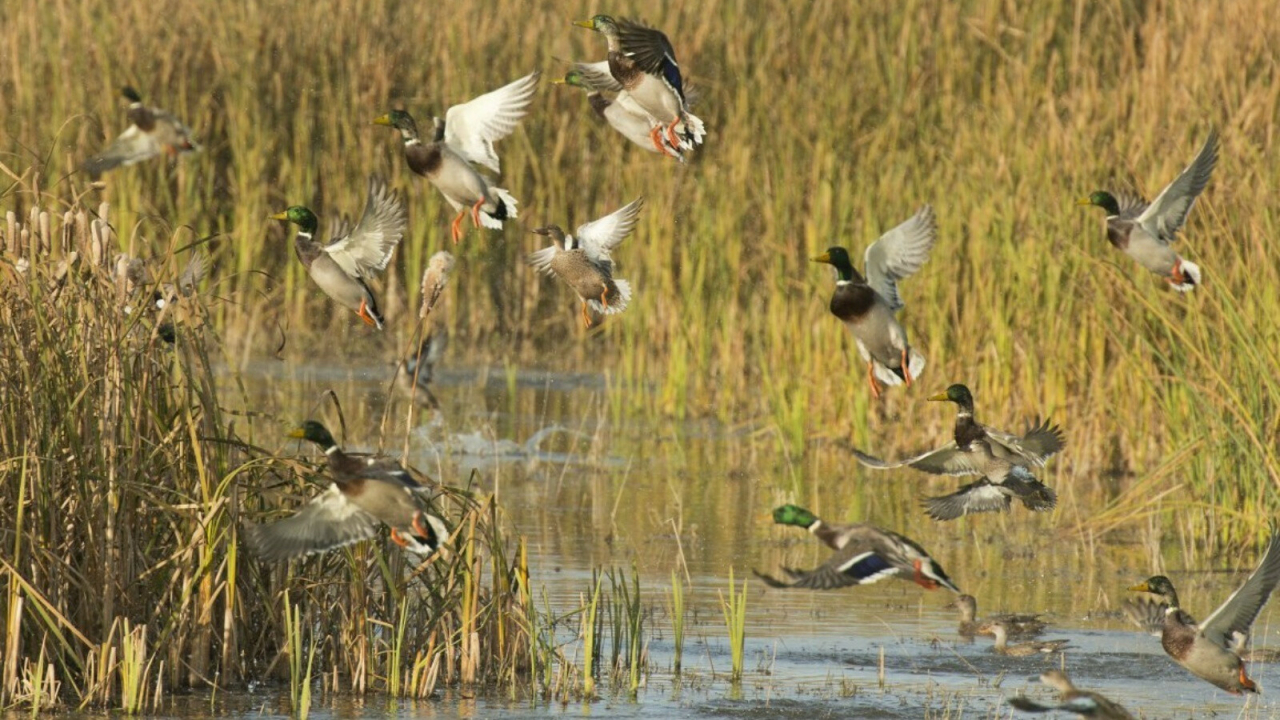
[83, 125, 163, 175]
[617, 19, 685, 100]
[924, 480, 1012, 521]
[863, 205, 937, 311]
[851, 444, 981, 476]
[577, 197, 644, 264]
[569, 61, 624, 92]
[444, 72, 540, 174]
[244, 485, 378, 561]
[1135, 130, 1218, 244]
[323, 176, 407, 279]
[983, 418, 1065, 467]
[1200, 530, 1280, 650]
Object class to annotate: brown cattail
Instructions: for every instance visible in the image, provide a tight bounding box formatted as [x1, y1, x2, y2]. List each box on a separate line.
[419, 251, 455, 319]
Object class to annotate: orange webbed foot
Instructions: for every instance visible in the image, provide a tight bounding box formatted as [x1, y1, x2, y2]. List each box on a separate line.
[900, 348, 914, 387]
[450, 210, 466, 244]
[867, 363, 883, 400]
[470, 197, 485, 229]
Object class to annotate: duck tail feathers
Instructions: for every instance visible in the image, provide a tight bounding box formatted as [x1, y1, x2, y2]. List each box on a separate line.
[481, 188, 519, 228]
[587, 278, 631, 315]
[1171, 258, 1201, 292]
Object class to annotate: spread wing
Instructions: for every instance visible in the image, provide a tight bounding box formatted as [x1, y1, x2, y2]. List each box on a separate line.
[863, 205, 937, 311]
[851, 444, 981, 476]
[444, 71, 540, 173]
[1135, 130, 1218, 244]
[569, 61, 624, 92]
[323, 176, 407, 279]
[924, 480, 1013, 521]
[617, 19, 685, 100]
[1200, 530, 1280, 650]
[576, 197, 644, 264]
[754, 547, 901, 591]
[83, 125, 163, 175]
[177, 250, 210, 293]
[526, 245, 559, 276]
[244, 485, 378, 561]
[983, 418, 1065, 467]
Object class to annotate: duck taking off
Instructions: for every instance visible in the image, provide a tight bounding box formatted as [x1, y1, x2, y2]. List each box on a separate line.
[1078, 131, 1217, 292]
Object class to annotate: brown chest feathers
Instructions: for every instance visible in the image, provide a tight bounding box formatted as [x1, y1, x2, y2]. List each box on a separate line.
[405, 142, 443, 177]
[829, 283, 877, 323]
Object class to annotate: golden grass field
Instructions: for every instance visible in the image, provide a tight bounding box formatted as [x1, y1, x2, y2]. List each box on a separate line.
[2, 0, 1280, 710]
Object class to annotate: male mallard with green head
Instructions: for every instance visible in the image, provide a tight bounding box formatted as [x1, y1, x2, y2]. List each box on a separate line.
[554, 68, 683, 160]
[1127, 530, 1280, 694]
[245, 421, 448, 561]
[527, 197, 643, 328]
[271, 175, 407, 330]
[1006, 670, 1136, 719]
[373, 72, 538, 244]
[84, 86, 200, 178]
[754, 504, 960, 593]
[811, 206, 936, 399]
[853, 384, 1064, 520]
[574, 15, 704, 155]
[1078, 131, 1217, 292]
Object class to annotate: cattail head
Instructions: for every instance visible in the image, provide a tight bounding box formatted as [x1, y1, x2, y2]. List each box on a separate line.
[419, 251, 456, 319]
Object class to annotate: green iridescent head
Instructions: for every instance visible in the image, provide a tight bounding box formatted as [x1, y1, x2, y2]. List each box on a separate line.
[270, 206, 318, 234]
[288, 420, 337, 449]
[928, 384, 973, 407]
[1077, 190, 1120, 215]
[772, 504, 819, 528]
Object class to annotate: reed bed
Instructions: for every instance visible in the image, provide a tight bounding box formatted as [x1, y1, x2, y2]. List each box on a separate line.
[0, 203, 551, 709]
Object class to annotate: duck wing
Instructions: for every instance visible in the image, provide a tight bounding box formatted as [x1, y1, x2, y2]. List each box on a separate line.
[1199, 530, 1280, 651]
[444, 72, 540, 173]
[852, 443, 981, 476]
[576, 197, 645, 265]
[322, 176, 407, 279]
[245, 485, 379, 561]
[1135, 131, 1218, 244]
[862, 205, 936, 311]
[616, 19, 685, 100]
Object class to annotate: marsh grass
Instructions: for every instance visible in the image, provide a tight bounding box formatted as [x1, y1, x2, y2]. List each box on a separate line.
[0, 199, 552, 709]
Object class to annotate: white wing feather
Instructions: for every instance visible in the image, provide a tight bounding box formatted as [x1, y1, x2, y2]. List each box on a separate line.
[444, 72, 541, 174]
[576, 197, 645, 264]
[323, 176, 408, 279]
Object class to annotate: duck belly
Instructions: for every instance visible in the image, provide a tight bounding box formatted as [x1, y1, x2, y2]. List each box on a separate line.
[431, 150, 494, 212]
[627, 75, 682, 124]
[308, 256, 369, 313]
[846, 305, 907, 369]
[1124, 228, 1180, 276]
[551, 250, 611, 301]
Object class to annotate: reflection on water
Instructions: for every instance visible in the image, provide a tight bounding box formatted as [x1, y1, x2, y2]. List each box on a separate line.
[176, 356, 1280, 718]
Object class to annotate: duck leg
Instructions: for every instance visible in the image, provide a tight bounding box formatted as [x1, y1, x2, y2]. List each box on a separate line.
[665, 121, 683, 150]
[900, 348, 914, 387]
[648, 126, 671, 155]
[1169, 260, 1186, 287]
[910, 559, 936, 590]
[866, 362, 883, 400]
[580, 301, 593, 328]
[1239, 663, 1257, 692]
[356, 299, 379, 328]
[470, 197, 486, 229]
[599, 287, 610, 311]
[450, 210, 466, 244]
[389, 528, 410, 548]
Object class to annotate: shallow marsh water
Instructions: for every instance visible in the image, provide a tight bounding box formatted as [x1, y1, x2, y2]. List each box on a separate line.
[68, 355, 1278, 719]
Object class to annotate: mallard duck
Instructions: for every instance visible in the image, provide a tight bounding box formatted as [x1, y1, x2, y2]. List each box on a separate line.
[1127, 530, 1280, 694]
[811, 206, 936, 398]
[373, 72, 538, 244]
[753, 504, 960, 593]
[527, 197, 643, 328]
[979, 621, 1070, 656]
[954, 594, 1046, 638]
[853, 384, 1064, 520]
[573, 15, 704, 154]
[245, 421, 448, 561]
[395, 326, 447, 409]
[270, 175, 407, 330]
[554, 68, 683, 160]
[84, 86, 200, 178]
[1006, 670, 1136, 719]
[1078, 131, 1217, 292]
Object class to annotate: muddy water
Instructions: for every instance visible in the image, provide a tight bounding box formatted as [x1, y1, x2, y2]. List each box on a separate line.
[194, 357, 1280, 718]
